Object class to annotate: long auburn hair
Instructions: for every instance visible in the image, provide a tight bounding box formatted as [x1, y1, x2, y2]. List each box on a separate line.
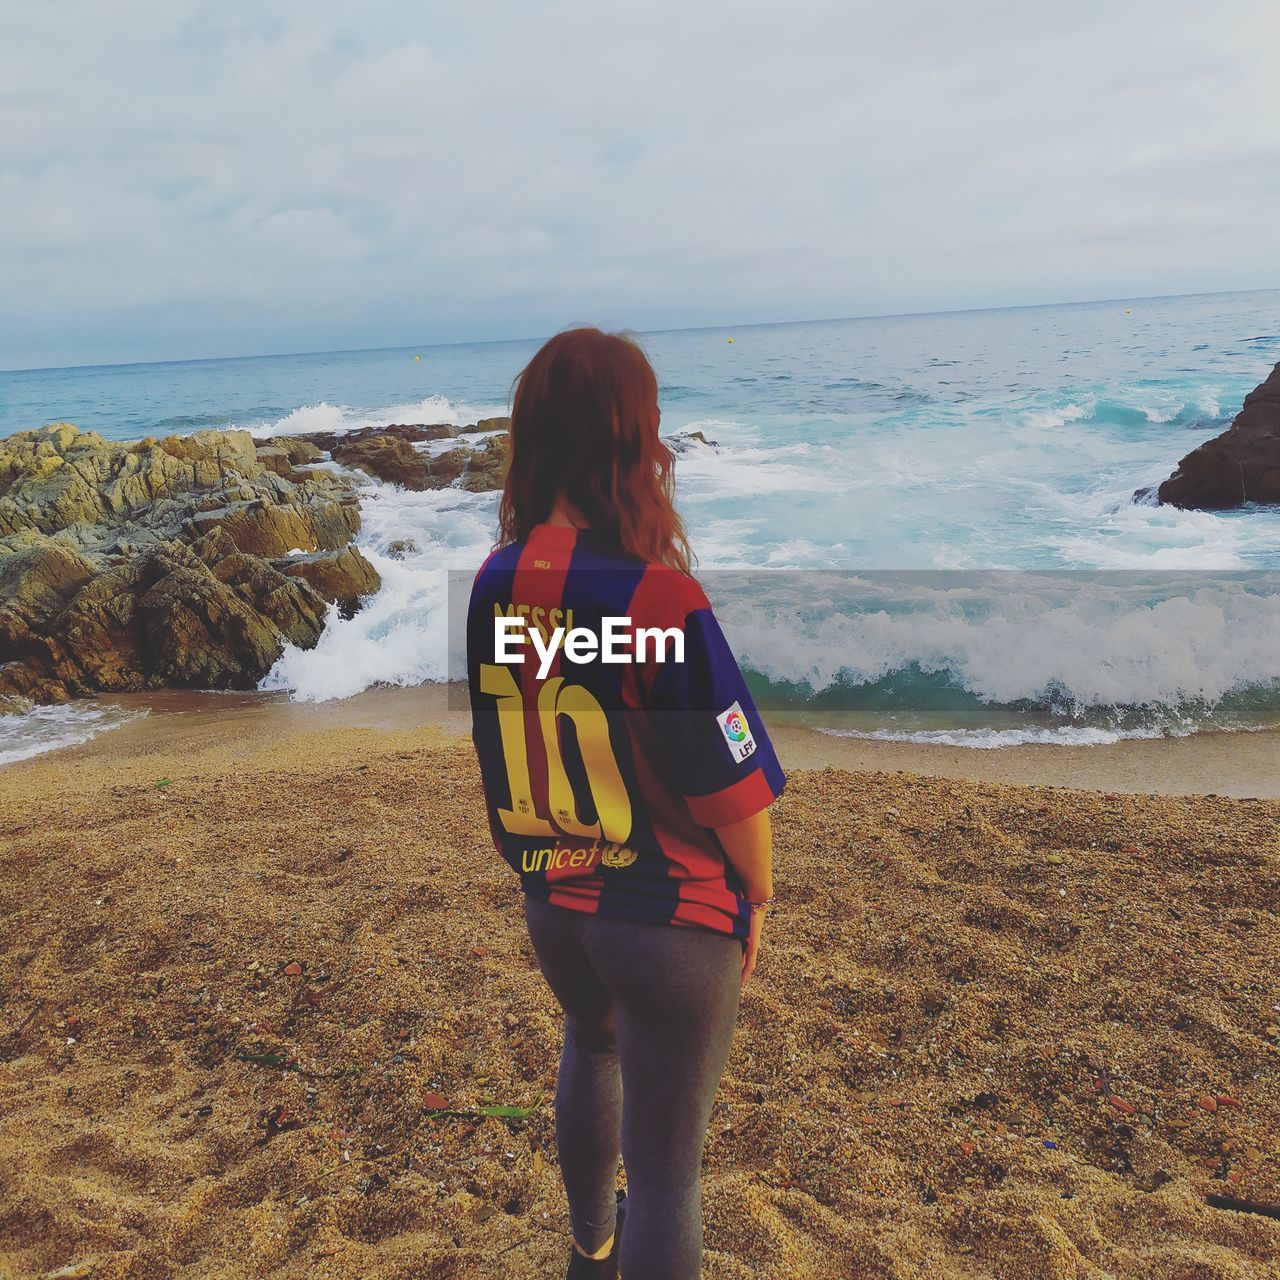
[497, 326, 693, 573]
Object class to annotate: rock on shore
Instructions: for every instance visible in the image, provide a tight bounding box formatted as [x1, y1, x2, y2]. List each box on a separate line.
[1146, 361, 1280, 509]
[288, 419, 511, 493]
[0, 424, 379, 705]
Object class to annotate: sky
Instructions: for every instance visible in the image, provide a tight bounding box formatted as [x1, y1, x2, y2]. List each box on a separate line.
[2, 0, 1278, 370]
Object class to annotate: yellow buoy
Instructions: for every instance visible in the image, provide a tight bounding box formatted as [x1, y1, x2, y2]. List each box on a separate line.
[727, 337, 734, 344]
[414, 354, 421, 361]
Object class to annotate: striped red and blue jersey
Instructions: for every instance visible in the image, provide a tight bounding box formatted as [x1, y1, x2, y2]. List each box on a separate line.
[466, 521, 785, 945]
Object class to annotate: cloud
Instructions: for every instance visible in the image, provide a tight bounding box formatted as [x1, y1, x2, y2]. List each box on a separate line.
[1, 0, 1278, 368]
[333, 40, 444, 114]
[250, 208, 369, 259]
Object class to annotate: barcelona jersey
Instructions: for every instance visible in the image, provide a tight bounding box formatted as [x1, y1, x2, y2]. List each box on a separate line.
[466, 522, 786, 945]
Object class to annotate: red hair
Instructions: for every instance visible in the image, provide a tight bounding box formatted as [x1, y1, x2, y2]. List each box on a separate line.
[497, 327, 693, 573]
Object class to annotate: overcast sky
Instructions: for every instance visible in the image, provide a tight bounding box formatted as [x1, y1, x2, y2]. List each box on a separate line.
[2, 0, 1278, 370]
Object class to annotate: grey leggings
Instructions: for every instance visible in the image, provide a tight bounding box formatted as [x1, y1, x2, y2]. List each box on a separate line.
[522, 894, 743, 1280]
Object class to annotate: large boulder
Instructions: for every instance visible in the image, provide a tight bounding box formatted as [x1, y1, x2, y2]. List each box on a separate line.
[1148, 362, 1280, 509]
[0, 539, 97, 638]
[0, 423, 359, 549]
[268, 420, 511, 493]
[330, 434, 437, 489]
[255, 437, 324, 478]
[664, 430, 719, 454]
[295, 423, 457, 452]
[0, 541, 101, 699]
[138, 546, 327, 688]
[279, 546, 381, 616]
[0, 423, 376, 704]
[456, 436, 509, 492]
[322, 428, 509, 493]
[0, 533, 330, 701]
[187, 495, 359, 557]
[259, 436, 325, 466]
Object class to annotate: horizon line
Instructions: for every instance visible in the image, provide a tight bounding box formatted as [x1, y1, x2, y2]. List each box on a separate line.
[4, 283, 1278, 377]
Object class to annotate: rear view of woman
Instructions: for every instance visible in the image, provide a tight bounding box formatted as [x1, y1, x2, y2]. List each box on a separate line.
[466, 327, 785, 1279]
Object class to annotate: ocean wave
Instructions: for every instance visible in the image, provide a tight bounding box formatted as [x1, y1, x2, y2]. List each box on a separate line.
[244, 394, 508, 440]
[258, 411, 837, 700]
[1023, 389, 1225, 433]
[712, 573, 1280, 720]
[0, 702, 144, 766]
[1024, 400, 1093, 430]
[247, 366, 1280, 715]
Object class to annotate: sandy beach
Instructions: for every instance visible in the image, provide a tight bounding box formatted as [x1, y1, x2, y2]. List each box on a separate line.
[2, 694, 1279, 1278]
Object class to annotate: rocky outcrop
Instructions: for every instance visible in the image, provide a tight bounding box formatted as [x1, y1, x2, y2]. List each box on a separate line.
[293, 421, 511, 493]
[444, 437, 510, 492]
[0, 409, 718, 708]
[254, 437, 324, 478]
[0, 531, 332, 702]
[295, 422, 459, 452]
[0, 423, 380, 705]
[1146, 362, 1280, 509]
[329, 434, 440, 489]
[186, 494, 359, 557]
[282, 546, 382, 618]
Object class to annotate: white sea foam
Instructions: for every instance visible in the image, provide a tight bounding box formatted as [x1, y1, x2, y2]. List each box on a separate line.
[1198, 391, 1223, 419]
[250, 391, 507, 702]
[259, 474, 499, 701]
[815, 723, 1189, 749]
[1024, 400, 1093, 430]
[675, 439, 844, 499]
[1049, 481, 1280, 570]
[1134, 387, 1224, 424]
[0, 702, 144, 766]
[245, 394, 507, 440]
[710, 573, 1280, 713]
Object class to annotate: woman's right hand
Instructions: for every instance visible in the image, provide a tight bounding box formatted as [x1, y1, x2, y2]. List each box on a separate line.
[714, 809, 774, 990]
[741, 905, 766, 986]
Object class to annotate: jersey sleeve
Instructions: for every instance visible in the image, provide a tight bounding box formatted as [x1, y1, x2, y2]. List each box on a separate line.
[642, 577, 786, 828]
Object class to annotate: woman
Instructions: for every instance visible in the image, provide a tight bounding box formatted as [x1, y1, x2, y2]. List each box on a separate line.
[466, 327, 784, 1280]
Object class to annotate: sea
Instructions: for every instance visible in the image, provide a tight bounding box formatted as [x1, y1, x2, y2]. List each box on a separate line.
[2, 288, 1279, 764]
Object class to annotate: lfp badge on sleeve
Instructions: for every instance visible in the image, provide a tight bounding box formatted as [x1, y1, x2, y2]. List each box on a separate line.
[717, 701, 757, 763]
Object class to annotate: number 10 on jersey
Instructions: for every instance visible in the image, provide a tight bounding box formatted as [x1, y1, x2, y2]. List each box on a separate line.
[480, 663, 633, 845]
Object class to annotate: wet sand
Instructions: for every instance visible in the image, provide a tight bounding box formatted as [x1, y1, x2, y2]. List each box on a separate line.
[1, 692, 1279, 1277]
[51, 683, 1280, 799]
